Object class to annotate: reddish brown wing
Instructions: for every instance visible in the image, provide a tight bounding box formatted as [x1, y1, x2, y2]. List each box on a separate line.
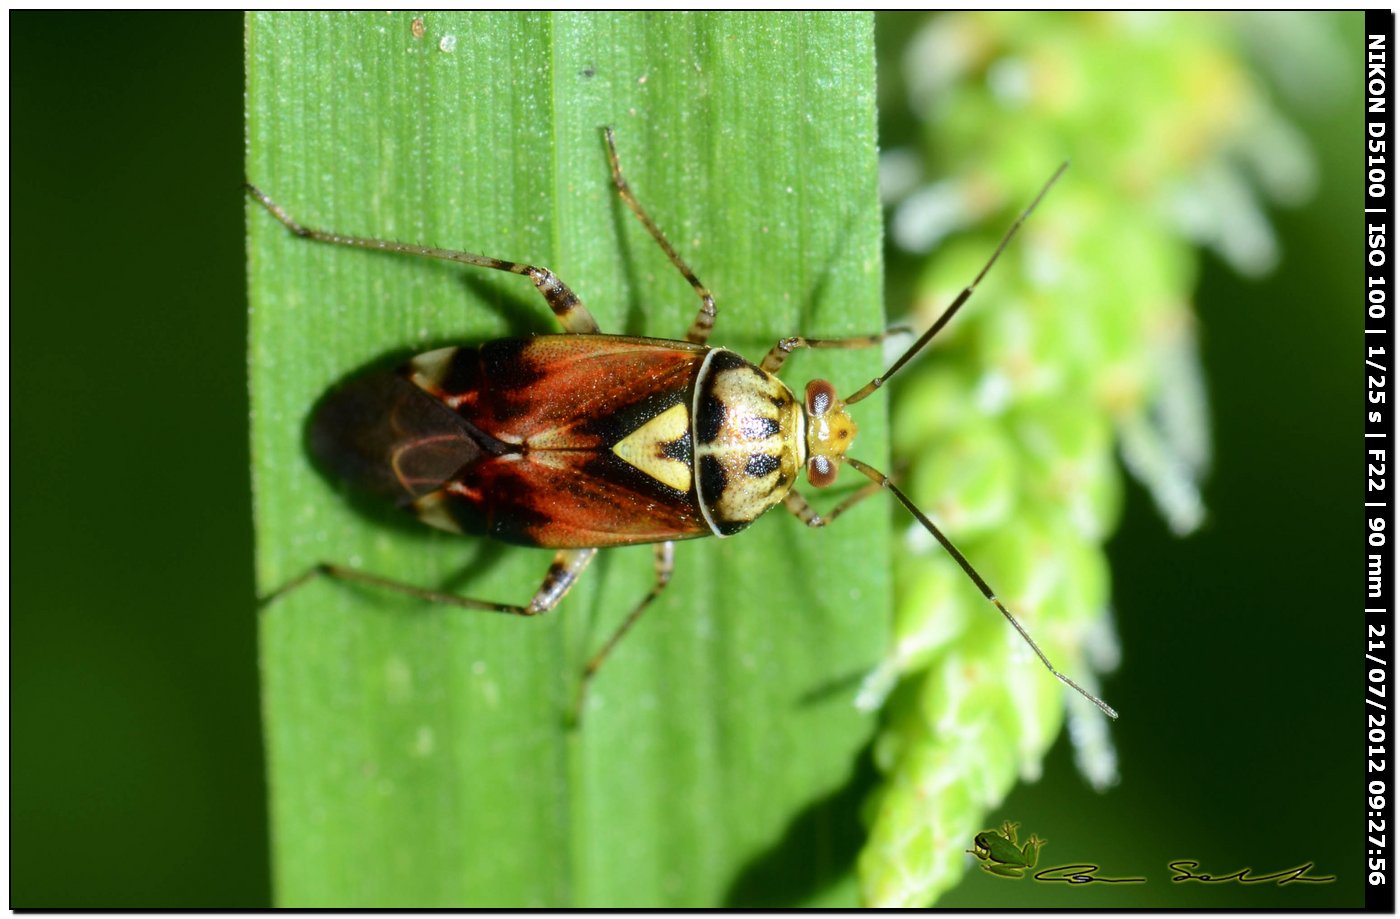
[311, 335, 713, 548]
[416, 335, 711, 547]
[415, 335, 703, 447]
[438, 448, 706, 548]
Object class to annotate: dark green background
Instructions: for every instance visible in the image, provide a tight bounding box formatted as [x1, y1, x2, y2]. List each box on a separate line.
[11, 12, 1362, 907]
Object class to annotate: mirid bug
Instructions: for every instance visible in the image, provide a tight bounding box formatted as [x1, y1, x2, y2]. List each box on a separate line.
[251, 128, 1117, 722]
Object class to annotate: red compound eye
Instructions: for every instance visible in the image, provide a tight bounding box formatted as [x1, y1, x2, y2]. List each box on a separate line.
[806, 455, 838, 488]
[805, 379, 836, 417]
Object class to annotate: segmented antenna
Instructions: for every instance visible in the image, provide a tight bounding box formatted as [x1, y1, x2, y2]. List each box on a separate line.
[845, 163, 1068, 406]
[847, 459, 1117, 719]
[844, 163, 1118, 719]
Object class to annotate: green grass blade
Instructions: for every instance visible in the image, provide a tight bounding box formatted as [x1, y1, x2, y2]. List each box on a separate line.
[247, 12, 886, 907]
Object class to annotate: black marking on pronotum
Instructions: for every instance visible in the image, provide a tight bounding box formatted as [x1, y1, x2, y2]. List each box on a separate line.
[748, 416, 782, 440]
[699, 454, 728, 505]
[745, 453, 781, 477]
[697, 395, 726, 444]
[708, 350, 749, 376]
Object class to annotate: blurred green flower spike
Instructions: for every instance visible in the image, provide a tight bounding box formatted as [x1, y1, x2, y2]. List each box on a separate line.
[861, 12, 1323, 907]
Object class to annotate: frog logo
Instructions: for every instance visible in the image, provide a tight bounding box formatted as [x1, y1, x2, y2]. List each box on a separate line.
[968, 821, 1045, 879]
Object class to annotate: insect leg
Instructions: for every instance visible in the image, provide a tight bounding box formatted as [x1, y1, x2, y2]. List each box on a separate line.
[781, 483, 885, 528]
[245, 184, 601, 334]
[601, 127, 717, 345]
[570, 541, 675, 724]
[263, 548, 598, 617]
[759, 325, 912, 375]
[530, 548, 601, 613]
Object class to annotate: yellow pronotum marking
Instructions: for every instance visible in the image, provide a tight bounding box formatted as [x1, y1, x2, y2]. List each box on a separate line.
[612, 402, 692, 493]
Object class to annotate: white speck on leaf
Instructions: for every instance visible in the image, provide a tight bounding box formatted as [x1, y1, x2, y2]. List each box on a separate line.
[384, 656, 413, 703]
[412, 725, 435, 757]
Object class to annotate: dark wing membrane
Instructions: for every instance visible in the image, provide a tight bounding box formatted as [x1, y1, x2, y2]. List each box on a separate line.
[308, 369, 492, 507]
[428, 448, 711, 548]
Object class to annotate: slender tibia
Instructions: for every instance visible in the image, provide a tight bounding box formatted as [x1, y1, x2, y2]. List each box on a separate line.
[781, 480, 886, 528]
[760, 324, 913, 375]
[262, 549, 599, 618]
[244, 184, 602, 334]
[601, 128, 717, 345]
[571, 541, 676, 725]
